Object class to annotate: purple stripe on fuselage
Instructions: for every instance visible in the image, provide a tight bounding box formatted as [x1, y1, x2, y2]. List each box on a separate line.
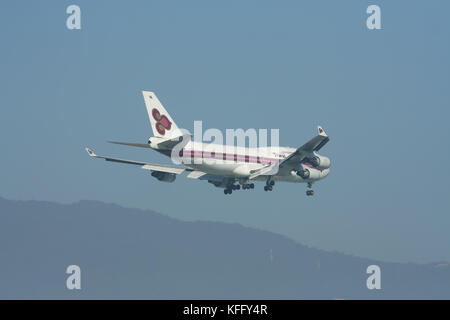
[155, 149, 320, 171]
[155, 149, 276, 164]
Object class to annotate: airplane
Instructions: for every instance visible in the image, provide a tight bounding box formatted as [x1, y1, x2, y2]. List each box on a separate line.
[86, 91, 331, 196]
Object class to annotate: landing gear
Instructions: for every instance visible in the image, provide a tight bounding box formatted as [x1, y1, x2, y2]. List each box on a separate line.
[224, 182, 243, 195]
[264, 177, 274, 191]
[242, 183, 254, 190]
[224, 180, 255, 194]
[306, 182, 314, 196]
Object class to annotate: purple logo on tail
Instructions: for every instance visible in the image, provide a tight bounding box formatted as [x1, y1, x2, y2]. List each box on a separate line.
[152, 109, 172, 135]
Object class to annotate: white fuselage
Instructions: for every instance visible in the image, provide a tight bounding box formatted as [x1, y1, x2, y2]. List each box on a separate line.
[154, 140, 330, 183]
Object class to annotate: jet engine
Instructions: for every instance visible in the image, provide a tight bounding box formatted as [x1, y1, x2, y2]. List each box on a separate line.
[151, 171, 176, 182]
[296, 165, 321, 180]
[307, 154, 331, 170]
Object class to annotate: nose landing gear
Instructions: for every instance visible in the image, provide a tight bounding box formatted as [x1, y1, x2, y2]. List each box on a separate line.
[264, 178, 275, 191]
[306, 182, 314, 196]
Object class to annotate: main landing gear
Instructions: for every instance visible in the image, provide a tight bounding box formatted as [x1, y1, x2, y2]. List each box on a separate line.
[264, 178, 275, 192]
[306, 182, 314, 196]
[224, 182, 254, 195]
[242, 183, 254, 190]
[224, 184, 240, 195]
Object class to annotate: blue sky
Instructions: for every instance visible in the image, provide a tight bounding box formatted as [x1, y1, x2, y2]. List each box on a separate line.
[1, 0, 449, 263]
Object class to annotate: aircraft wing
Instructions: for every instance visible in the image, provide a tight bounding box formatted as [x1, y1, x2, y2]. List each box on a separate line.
[249, 126, 330, 178]
[277, 126, 329, 173]
[86, 147, 233, 187]
[85, 148, 188, 175]
[249, 162, 280, 180]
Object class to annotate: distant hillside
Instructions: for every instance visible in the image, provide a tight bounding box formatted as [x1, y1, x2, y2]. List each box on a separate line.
[0, 196, 448, 299]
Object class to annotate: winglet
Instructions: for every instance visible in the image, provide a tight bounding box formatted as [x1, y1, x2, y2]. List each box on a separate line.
[85, 147, 97, 157]
[318, 126, 327, 137]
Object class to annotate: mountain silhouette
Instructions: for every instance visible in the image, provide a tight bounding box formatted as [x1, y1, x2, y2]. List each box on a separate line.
[0, 196, 448, 299]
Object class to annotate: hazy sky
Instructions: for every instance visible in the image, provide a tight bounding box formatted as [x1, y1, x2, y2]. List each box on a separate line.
[1, 0, 449, 263]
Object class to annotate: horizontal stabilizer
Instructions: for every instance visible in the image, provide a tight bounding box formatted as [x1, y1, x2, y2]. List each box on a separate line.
[108, 141, 151, 148]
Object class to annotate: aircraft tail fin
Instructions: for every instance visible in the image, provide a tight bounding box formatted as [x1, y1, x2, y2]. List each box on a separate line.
[142, 91, 183, 139]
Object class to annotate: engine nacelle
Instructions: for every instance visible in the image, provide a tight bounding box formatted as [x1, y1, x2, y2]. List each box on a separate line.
[308, 154, 331, 170]
[296, 165, 321, 180]
[151, 171, 176, 183]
